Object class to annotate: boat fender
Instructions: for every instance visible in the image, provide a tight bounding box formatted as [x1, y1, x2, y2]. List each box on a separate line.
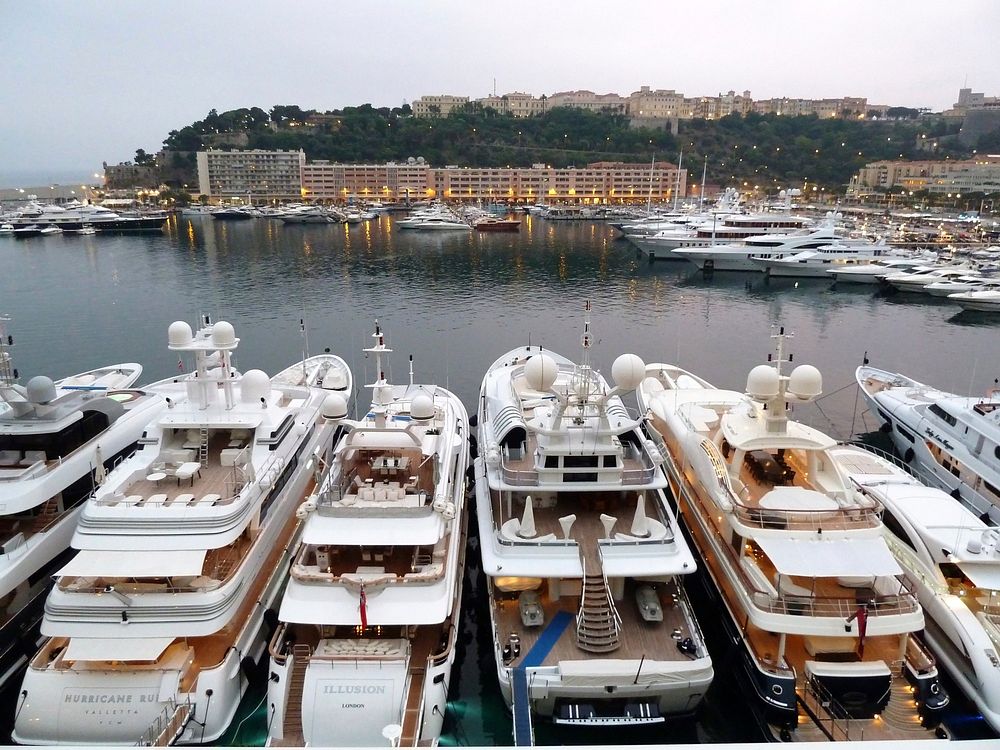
[468, 435, 479, 459]
[240, 655, 257, 681]
[263, 608, 279, 633]
[442, 502, 456, 520]
[951, 488, 962, 501]
[468, 414, 478, 428]
[903, 447, 915, 463]
[879, 422, 892, 433]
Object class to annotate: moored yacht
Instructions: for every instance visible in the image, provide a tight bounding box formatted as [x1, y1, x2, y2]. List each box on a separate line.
[9, 201, 165, 232]
[828, 256, 938, 285]
[637, 332, 947, 740]
[751, 242, 910, 278]
[267, 323, 468, 747]
[13, 318, 349, 746]
[829, 443, 1000, 732]
[630, 212, 811, 261]
[857, 365, 1000, 523]
[0, 318, 150, 688]
[475, 307, 712, 737]
[950, 289, 1000, 312]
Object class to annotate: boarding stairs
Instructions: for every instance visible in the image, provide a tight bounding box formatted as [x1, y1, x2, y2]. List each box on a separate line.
[576, 553, 621, 653]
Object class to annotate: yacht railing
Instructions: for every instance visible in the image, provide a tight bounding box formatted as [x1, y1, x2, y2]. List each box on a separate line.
[800, 676, 864, 742]
[136, 695, 193, 746]
[730, 502, 882, 532]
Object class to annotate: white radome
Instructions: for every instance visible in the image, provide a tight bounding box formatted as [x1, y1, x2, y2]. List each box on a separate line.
[26, 375, 57, 404]
[746, 365, 779, 399]
[321, 393, 349, 420]
[211, 320, 236, 347]
[240, 369, 271, 403]
[168, 320, 193, 347]
[524, 353, 558, 393]
[788, 364, 822, 399]
[611, 353, 646, 392]
[410, 393, 435, 420]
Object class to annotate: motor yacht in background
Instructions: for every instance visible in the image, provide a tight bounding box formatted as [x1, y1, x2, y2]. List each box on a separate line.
[882, 265, 980, 293]
[0, 318, 152, 688]
[8, 201, 165, 232]
[950, 289, 1000, 312]
[13, 318, 348, 746]
[475, 307, 712, 739]
[637, 330, 947, 740]
[750, 242, 916, 278]
[857, 365, 1000, 523]
[829, 443, 1000, 732]
[267, 323, 468, 747]
[630, 211, 811, 261]
[828, 256, 937, 285]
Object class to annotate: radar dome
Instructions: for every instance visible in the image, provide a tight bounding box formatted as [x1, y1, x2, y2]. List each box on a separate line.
[321, 393, 348, 420]
[524, 354, 558, 393]
[26, 375, 57, 404]
[746, 365, 779, 399]
[240, 369, 271, 403]
[788, 364, 822, 399]
[168, 321, 193, 347]
[410, 393, 435, 420]
[211, 321, 236, 347]
[611, 353, 646, 392]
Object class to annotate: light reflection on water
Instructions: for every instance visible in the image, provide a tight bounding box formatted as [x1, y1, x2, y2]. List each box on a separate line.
[1, 215, 998, 744]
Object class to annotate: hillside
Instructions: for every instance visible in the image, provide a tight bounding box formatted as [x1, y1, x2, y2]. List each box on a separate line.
[156, 104, 971, 191]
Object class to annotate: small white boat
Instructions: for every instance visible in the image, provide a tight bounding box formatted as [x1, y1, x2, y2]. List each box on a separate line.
[0, 223, 13, 235]
[949, 288, 1000, 312]
[39, 226, 63, 235]
[69, 225, 96, 236]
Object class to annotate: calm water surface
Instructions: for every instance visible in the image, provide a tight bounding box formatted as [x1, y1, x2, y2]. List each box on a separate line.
[1, 215, 997, 744]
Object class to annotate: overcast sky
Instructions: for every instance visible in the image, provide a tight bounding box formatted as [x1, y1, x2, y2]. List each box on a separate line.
[1, 0, 997, 185]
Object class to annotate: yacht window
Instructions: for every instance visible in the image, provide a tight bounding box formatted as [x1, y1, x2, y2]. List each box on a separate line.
[895, 423, 915, 443]
[984, 480, 1000, 501]
[564, 456, 598, 468]
[995, 446, 1000, 461]
[928, 403, 957, 427]
[544, 456, 559, 469]
[603, 455, 617, 468]
[882, 509, 917, 550]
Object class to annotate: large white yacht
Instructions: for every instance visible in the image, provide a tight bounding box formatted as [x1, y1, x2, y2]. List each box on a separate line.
[950, 289, 1000, 312]
[0, 319, 151, 688]
[9, 201, 165, 232]
[751, 242, 913, 278]
[857, 365, 1000, 523]
[279, 205, 340, 224]
[13, 318, 350, 746]
[267, 323, 469, 747]
[672, 214, 864, 272]
[637, 332, 948, 741]
[475, 309, 712, 738]
[630, 212, 811, 261]
[829, 443, 1000, 732]
[827, 256, 938, 285]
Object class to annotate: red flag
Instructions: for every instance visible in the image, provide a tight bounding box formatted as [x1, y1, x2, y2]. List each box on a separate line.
[359, 585, 368, 629]
[177, 356, 185, 372]
[848, 603, 869, 657]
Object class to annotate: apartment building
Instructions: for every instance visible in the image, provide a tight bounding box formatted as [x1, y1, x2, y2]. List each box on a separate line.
[411, 95, 471, 117]
[850, 156, 1000, 195]
[300, 161, 686, 204]
[196, 149, 305, 200]
[547, 90, 628, 114]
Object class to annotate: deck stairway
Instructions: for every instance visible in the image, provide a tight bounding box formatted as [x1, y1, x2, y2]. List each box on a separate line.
[137, 697, 192, 746]
[576, 556, 621, 653]
[29, 497, 62, 533]
[198, 427, 209, 466]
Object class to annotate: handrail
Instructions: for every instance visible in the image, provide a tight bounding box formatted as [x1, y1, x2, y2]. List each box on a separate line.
[800, 676, 865, 742]
[136, 694, 192, 746]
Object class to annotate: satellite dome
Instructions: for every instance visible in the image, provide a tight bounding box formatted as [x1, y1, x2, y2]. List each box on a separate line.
[788, 364, 822, 399]
[26, 375, 57, 404]
[410, 393, 435, 420]
[321, 393, 348, 420]
[524, 354, 558, 393]
[168, 321, 193, 347]
[211, 321, 236, 347]
[240, 369, 270, 403]
[611, 353, 646, 392]
[746, 365, 779, 399]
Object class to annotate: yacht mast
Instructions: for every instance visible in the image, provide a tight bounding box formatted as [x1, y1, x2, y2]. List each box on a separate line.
[672, 150, 684, 211]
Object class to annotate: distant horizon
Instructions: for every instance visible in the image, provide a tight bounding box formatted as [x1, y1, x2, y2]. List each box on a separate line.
[0, 168, 104, 192]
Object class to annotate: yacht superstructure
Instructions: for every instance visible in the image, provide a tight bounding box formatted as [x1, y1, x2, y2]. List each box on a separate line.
[829, 443, 1000, 732]
[0, 319, 151, 688]
[267, 323, 468, 747]
[857, 366, 1000, 523]
[475, 307, 712, 733]
[637, 332, 947, 740]
[13, 318, 348, 746]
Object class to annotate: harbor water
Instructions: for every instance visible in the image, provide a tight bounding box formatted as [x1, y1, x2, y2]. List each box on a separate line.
[1, 214, 998, 744]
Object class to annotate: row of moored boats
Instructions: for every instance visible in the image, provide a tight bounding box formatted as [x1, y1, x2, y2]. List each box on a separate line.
[1, 312, 999, 745]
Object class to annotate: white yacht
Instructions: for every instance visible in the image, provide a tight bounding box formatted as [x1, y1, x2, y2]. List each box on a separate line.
[857, 365, 1000, 523]
[925, 275, 1000, 297]
[279, 205, 338, 224]
[883, 265, 979, 293]
[828, 256, 938, 285]
[674, 216, 870, 272]
[829, 443, 1000, 732]
[0, 319, 150, 688]
[9, 201, 165, 232]
[267, 323, 468, 747]
[637, 332, 947, 740]
[0, 223, 13, 234]
[630, 212, 811, 261]
[751, 242, 912, 278]
[950, 289, 1000, 312]
[475, 309, 712, 737]
[13, 318, 349, 746]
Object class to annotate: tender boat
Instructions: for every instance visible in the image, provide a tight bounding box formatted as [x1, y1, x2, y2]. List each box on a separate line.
[0, 318, 151, 689]
[0, 223, 15, 234]
[829, 443, 1000, 732]
[267, 322, 467, 747]
[637, 331, 947, 740]
[13, 318, 348, 746]
[857, 365, 1000, 523]
[475, 307, 712, 737]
